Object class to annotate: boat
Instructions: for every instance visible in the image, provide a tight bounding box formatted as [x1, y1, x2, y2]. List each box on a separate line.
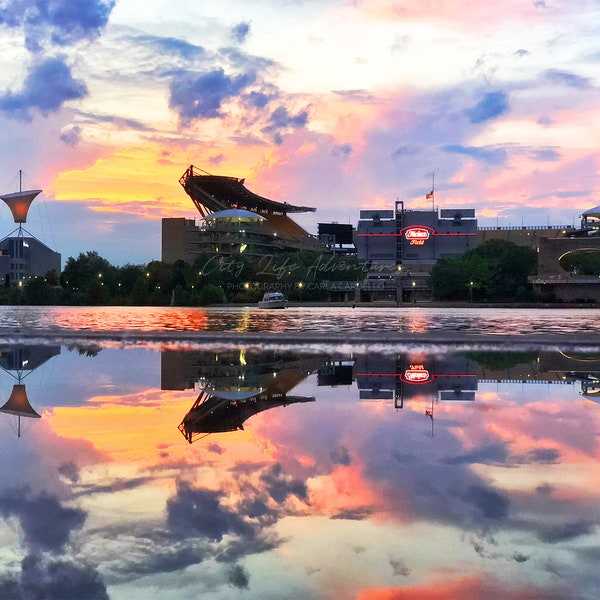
[258, 292, 288, 309]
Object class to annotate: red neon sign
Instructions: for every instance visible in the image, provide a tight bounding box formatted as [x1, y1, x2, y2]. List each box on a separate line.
[405, 227, 431, 241]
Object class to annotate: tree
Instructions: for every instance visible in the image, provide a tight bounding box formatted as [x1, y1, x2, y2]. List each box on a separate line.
[115, 264, 145, 298]
[474, 240, 536, 300]
[559, 250, 600, 275]
[23, 278, 57, 305]
[430, 253, 489, 300]
[430, 240, 536, 301]
[62, 251, 116, 298]
[198, 283, 224, 305]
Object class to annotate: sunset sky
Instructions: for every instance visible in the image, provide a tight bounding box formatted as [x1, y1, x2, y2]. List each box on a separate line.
[1, 0, 599, 265]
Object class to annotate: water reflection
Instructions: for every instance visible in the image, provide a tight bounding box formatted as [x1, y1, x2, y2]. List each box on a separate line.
[0, 345, 60, 436]
[168, 347, 600, 442]
[0, 342, 597, 599]
[162, 349, 318, 441]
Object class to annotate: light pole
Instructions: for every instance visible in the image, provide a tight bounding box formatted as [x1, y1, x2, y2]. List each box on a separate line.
[469, 281, 474, 303]
[412, 280, 416, 303]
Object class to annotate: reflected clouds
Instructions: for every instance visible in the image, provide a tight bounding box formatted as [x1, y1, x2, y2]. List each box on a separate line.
[0, 342, 597, 598]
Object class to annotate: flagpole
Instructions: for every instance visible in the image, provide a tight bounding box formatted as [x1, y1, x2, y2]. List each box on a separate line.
[425, 173, 435, 209]
[430, 396, 434, 436]
[425, 396, 434, 436]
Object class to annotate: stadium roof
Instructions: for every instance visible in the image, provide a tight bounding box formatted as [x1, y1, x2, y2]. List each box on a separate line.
[179, 165, 316, 217]
[582, 205, 600, 218]
[205, 208, 265, 221]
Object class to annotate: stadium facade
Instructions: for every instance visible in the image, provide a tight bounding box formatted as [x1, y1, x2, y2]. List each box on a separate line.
[163, 166, 600, 302]
[162, 166, 323, 264]
[355, 201, 478, 301]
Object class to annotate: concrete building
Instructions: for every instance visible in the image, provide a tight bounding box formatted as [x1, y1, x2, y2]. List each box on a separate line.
[477, 224, 573, 249]
[163, 209, 290, 264]
[527, 205, 600, 302]
[355, 201, 477, 301]
[0, 236, 61, 285]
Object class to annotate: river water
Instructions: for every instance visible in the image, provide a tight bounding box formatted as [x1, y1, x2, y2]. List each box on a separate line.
[0, 307, 598, 599]
[1, 304, 600, 335]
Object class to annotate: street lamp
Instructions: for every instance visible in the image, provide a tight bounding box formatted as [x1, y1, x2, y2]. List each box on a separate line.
[469, 281, 474, 303]
[412, 280, 416, 303]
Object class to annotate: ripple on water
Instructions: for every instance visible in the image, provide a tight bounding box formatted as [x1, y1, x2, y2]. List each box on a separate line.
[0, 305, 599, 336]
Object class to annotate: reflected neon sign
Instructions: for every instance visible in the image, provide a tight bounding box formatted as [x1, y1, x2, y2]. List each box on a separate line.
[403, 367, 431, 383]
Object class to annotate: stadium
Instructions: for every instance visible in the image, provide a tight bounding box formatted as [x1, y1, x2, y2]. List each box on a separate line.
[162, 166, 323, 264]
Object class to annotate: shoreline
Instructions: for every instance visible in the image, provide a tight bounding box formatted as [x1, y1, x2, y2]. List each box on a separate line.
[283, 301, 600, 309]
[0, 301, 598, 309]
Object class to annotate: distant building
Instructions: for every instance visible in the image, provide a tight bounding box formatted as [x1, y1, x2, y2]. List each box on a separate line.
[527, 205, 600, 302]
[0, 236, 61, 285]
[355, 201, 477, 301]
[163, 166, 323, 264]
[477, 225, 571, 248]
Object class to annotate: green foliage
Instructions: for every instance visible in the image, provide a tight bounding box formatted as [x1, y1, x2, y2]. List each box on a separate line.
[430, 253, 489, 300]
[474, 239, 537, 300]
[559, 250, 600, 275]
[462, 351, 538, 370]
[62, 251, 115, 292]
[430, 240, 537, 302]
[198, 283, 224, 305]
[23, 277, 58, 305]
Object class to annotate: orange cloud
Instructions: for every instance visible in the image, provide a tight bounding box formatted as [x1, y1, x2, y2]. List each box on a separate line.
[357, 573, 563, 599]
[48, 141, 274, 219]
[360, 0, 556, 30]
[308, 464, 380, 517]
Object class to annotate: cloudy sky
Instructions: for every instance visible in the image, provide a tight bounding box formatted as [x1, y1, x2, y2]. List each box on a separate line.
[1, 0, 599, 265]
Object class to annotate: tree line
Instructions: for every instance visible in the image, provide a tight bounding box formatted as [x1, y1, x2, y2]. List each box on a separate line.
[1, 239, 585, 305]
[429, 239, 538, 301]
[0, 250, 365, 306]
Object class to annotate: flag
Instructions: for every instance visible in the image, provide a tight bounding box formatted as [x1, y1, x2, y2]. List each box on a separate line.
[425, 409, 433, 419]
[425, 190, 434, 200]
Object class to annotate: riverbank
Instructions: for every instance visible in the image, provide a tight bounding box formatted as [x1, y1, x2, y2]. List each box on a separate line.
[285, 300, 599, 309]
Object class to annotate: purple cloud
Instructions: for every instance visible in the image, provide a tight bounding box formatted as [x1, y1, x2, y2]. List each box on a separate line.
[261, 105, 309, 144]
[0, 491, 86, 552]
[0, 57, 88, 120]
[0, 0, 115, 52]
[169, 68, 256, 121]
[231, 21, 251, 44]
[544, 69, 592, 89]
[467, 91, 509, 123]
[443, 144, 508, 164]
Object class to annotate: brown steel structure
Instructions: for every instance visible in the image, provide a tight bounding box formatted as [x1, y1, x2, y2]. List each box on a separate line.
[179, 165, 316, 218]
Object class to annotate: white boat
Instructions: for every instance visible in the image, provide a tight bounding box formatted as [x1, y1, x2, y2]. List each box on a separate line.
[258, 292, 288, 309]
